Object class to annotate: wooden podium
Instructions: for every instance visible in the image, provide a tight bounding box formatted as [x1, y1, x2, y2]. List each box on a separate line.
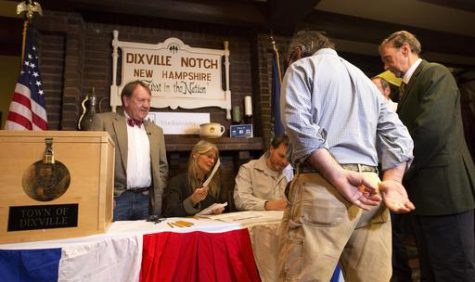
[0, 131, 115, 244]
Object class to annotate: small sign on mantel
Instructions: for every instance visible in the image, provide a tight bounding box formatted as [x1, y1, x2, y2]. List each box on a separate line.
[147, 112, 210, 135]
[230, 124, 253, 138]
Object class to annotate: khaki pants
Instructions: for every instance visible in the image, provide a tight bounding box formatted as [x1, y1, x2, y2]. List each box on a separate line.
[278, 172, 391, 282]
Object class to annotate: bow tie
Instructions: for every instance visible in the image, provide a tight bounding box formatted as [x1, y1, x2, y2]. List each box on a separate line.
[127, 118, 143, 127]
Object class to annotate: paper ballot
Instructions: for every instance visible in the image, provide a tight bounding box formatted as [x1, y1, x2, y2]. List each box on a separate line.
[197, 202, 228, 216]
[202, 158, 220, 188]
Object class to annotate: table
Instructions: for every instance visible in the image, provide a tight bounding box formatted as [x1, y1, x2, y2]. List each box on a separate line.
[202, 211, 284, 282]
[0, 211, 283, 282]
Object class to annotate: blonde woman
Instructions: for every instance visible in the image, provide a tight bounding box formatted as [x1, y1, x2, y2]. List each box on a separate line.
[164, 140, 226, 217]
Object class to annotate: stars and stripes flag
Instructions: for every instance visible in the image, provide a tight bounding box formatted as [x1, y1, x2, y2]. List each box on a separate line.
[4, 25, 48, 130]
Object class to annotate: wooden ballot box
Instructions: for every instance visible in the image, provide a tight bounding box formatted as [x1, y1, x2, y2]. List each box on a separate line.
[0, 131, 115, 244]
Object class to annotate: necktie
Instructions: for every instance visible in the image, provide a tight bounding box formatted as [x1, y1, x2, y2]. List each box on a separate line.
[127, 118, 143, 127]
[399, 82, 407, 99]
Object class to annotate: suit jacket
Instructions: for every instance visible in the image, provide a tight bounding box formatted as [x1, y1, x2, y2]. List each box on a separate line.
[398, 60, 475, 215]
[90, 111, 168, 216]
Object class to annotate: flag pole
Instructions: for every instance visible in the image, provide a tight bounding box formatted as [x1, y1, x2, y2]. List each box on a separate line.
[20, 19, 28, 62]
[270, 35, 282, 82]
[17, 0, 43, 62]
[269, 33, 285, 137]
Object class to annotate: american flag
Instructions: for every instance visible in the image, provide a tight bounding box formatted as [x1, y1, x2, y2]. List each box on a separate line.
[4, 26, 48, 130]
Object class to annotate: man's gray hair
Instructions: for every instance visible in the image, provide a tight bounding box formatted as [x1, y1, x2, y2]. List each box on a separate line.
[379, 30, 422, 55]
[287, 30, 335, 59]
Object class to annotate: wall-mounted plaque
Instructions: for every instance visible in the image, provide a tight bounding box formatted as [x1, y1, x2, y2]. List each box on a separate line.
[110, 30, 232, 119]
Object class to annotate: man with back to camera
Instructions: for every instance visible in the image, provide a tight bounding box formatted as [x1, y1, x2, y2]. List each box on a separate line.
[234, 135, 293, 211]
[380, 30, 475, 281]
[90, 80, 168, 221]
[278, 30, 415, 281]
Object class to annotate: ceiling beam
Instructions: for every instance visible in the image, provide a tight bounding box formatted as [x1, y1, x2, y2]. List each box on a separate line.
[54, 0, 268, 28]
[268, 0, 321, 35]
[418, 0, 475, 13]
[303, 10, 475, 58]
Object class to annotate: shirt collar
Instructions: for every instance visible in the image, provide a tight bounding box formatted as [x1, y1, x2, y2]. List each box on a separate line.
[314, 48, 337, 56]
[403, 58, 422, 84]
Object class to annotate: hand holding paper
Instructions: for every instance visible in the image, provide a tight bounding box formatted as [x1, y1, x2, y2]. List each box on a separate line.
[191, 186, 209, 205]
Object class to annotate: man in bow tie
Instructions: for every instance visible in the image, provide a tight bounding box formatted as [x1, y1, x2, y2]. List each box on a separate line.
[380, 30, 475, 281]
[90, 80, 168, 221]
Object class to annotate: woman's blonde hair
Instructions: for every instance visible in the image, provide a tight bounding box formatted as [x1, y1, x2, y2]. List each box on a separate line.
[187, 140, 221, 197]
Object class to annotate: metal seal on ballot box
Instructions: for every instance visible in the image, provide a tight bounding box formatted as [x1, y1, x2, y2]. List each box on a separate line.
[22, 138, 71, 201]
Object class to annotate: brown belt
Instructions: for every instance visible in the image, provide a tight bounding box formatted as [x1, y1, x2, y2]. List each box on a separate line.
[341, 163, 378, 173]
[300, 163, 377, 173]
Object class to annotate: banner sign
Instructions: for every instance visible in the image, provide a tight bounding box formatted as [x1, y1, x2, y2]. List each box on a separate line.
[110, 30, 231, 119]
[146, 112, 209, 135]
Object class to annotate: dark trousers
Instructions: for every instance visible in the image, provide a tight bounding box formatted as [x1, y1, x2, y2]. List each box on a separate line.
[391, 213, 413, 282]
[411, 209, 475, 282]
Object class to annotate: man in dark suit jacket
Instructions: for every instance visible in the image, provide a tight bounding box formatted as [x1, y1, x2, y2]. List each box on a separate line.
[380, 30, 475, 281]
[90, 80, 168, 221]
